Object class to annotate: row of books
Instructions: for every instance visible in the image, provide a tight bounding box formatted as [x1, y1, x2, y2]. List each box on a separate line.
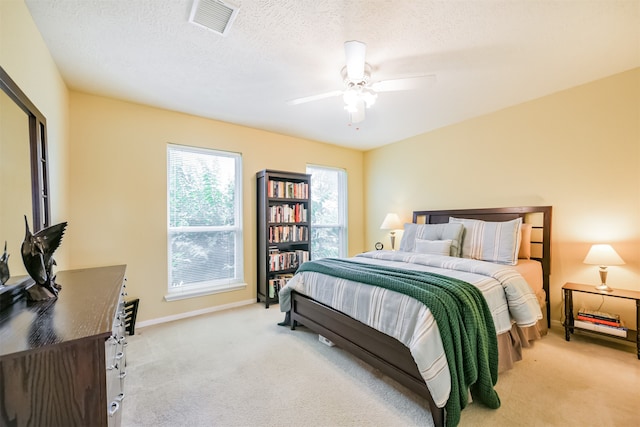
[578, 308, 620, 322]
[268, 180, 309, 199]
[268, 249, 309, 272]
[268, 273, 294, 298]
[269, 225, 308, 243]
[269, 203, 308, 223]
[574, 308, 627, 338]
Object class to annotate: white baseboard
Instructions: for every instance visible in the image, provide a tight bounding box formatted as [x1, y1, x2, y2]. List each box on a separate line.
[135, 298, 256, 329]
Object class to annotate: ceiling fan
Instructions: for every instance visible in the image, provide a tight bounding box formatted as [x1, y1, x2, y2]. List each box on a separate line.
[287, 40, 435, 124]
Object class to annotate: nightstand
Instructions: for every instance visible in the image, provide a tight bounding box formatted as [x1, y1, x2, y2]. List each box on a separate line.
[563, 282, 640, 359]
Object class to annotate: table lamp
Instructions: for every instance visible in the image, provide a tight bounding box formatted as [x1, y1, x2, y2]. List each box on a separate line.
[380, 213, 402, 251]
[583, 244, 625, 292]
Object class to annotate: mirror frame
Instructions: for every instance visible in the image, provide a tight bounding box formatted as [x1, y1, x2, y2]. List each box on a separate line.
[0, 65, 50, 232]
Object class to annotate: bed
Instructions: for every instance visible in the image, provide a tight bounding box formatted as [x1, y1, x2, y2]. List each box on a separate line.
[278, 206, 552, 427]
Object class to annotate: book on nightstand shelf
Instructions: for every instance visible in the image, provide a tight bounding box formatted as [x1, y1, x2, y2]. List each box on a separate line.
[576, 308, 620, 326]
[575, 307, 627, 337]
[577, 308, 620, 323]
[575, 314, 621, 327]
[573, 319, 628, 338]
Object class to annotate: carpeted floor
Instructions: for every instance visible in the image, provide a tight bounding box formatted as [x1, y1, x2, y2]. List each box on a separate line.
[121, 303, 640, 427]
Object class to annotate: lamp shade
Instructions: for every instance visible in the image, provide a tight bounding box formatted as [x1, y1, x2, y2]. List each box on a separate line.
[380, 213, 402, 230]
[583, 244, 625, 266]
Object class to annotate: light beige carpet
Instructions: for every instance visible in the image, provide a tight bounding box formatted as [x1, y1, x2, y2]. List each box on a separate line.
[121, 303, 640, 427]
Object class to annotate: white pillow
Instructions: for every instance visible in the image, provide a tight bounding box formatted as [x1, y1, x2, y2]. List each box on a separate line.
[414, 239, 452, 256]
[398, 222, 464, 257]
[449, 217, 522, 265]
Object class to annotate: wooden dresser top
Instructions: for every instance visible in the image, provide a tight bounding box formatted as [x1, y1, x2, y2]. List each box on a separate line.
[0, 265, 127, 358]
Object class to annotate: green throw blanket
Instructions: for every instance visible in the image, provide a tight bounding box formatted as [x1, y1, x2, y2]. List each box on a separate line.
[296, 258, 500, 427]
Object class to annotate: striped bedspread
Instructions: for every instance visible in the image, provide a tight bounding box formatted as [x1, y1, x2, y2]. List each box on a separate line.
[278, 250, 542, 410]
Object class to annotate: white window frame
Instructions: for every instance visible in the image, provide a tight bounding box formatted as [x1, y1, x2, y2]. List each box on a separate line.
[165, 144, 245, 301]
[307, 164, 348, 258]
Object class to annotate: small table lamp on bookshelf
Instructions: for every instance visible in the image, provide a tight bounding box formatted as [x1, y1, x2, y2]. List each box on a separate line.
[583, 244, 625, 292]
[380, 213, 403, 251]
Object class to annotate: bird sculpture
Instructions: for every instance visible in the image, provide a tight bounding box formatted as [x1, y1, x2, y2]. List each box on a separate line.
[0, 241, 10, 286]
[21, 216, 67, 300]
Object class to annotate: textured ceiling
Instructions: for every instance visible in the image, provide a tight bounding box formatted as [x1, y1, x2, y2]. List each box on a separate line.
[24, 0, 640, 150]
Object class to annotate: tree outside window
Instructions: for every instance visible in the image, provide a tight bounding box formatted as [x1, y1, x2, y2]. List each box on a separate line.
[307, 165, 347, 259]
[167, 145, 243, 300]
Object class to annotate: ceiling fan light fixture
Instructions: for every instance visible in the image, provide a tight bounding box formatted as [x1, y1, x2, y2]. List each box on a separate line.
[348, 101, 366, 124]
[344, 103, 359, 113]
[343, 87, 360, 109]
[360, 88, 377, 108]
[343, 85, 377, 113]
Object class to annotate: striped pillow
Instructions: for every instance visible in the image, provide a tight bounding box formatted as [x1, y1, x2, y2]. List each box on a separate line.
[449, 217, 522, 265]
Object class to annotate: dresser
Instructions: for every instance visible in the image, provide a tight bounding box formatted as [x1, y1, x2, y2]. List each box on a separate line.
[0, 265, 128, 427]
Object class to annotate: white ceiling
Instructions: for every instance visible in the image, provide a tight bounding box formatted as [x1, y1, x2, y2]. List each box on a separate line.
[25, 0, 640, 150]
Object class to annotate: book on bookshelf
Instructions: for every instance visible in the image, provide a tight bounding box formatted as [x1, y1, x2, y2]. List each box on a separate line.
[267, 180, 309, 199]
[268, 273, 295, 298]
[573, 319, 628, 338]
[269, 203, 308, 223]
[268, 249, 309, 271]
[268, 225, 308, 243]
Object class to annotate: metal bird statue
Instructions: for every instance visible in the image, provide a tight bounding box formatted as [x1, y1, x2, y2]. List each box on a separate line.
[21, 216, 68, 300]
[0, 241, 9, 286]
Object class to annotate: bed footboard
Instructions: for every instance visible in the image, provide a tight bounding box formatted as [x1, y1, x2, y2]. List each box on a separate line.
[290, 290, 445, 427]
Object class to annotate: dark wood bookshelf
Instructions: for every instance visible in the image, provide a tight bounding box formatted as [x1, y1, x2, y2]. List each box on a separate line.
[256, 169, 311, 308]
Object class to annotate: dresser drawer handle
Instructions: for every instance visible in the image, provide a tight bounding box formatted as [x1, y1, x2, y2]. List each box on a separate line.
[108, 401, 120, 417]
[115, 351, 124, 360]
[119, 371, 127, 380]
[116, 392, 125, 402]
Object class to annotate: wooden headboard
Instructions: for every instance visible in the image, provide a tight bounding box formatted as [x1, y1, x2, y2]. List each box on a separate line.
[412, 206, 552, 326]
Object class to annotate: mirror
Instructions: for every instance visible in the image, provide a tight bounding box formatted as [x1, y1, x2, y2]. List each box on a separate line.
[0, 66, 50, 278]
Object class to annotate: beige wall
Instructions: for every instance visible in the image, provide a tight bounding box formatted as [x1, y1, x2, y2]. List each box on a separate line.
[364, 68, 640, 327]
[0, 0, 70, 266]
[67, 92, 364, 321]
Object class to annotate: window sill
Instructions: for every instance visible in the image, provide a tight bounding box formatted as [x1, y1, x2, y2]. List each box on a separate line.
[164, 282, 247, 302]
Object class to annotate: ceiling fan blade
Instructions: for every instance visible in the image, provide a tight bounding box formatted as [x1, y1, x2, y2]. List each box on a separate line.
[286, 90, 344, 105]
[344, 40, 366, 81]
[371, 74, 437, 92]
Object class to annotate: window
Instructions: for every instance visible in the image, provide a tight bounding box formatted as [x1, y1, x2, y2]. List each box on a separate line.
[166, 144, 243, 301]
[307, 165, 347, 259]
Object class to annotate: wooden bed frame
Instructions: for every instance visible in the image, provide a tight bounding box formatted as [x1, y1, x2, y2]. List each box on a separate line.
[289, 206, 552, 427]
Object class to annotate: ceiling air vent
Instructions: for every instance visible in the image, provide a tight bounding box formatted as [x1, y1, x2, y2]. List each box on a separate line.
[189, 0, 239, 37]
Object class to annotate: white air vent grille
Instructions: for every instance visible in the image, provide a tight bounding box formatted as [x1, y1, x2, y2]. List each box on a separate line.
[189, 0, 239, 37]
